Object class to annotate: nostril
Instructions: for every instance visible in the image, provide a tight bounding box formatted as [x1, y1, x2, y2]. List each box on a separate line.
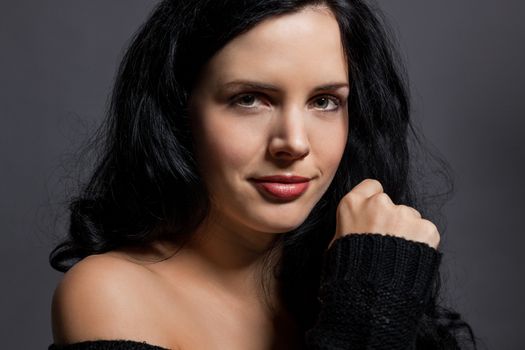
[271, 146, 310, 161]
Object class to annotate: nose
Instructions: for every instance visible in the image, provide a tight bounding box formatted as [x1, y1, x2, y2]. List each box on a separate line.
[268, 105, 310, 161]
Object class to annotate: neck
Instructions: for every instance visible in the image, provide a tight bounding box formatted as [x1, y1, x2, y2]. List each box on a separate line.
[151, 211, 300, 343]
[179, 210, 284, 305]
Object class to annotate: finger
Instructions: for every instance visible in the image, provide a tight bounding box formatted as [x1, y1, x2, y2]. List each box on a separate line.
[370, 192, 394, 206]
[409, 207, 422, 218]
[350, 178, 384, 198]
[398, 204, 422, 218]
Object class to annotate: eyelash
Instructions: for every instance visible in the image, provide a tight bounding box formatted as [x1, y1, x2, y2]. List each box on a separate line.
[229, 93, 343, 112]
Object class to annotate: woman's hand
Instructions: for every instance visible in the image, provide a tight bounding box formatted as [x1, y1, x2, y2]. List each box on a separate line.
[330, 178, 440, 250]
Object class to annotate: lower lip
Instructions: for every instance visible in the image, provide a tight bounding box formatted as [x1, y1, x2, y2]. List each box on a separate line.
[252, 181, 310, 200]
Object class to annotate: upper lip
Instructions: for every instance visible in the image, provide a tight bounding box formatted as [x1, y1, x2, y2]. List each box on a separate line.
[251, 175, 311, 183]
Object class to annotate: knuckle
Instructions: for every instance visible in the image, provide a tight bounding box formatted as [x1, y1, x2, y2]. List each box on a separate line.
[346, 190, 363, 203]
[399, 204, 421, 217]
[420, 219, 440, 243]
[422, 219, 438, 233]
[365, 178, 383, 191]
[397, 204, 409, 211]
[341, 192, 356, 205]
[338, 192, 358, 211]
[372, 192, 392, 206]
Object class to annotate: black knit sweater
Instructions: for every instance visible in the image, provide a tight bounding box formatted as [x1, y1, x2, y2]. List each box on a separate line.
[48, 233, 442, 349]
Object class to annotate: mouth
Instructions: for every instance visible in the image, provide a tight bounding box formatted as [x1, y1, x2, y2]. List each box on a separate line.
[250, 175, 311, 201]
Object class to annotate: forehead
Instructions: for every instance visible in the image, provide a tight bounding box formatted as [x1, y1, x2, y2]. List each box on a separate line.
[199, 6, 349, 89]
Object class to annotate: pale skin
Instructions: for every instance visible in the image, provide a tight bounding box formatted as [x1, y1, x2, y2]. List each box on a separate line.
[52, 5, 440, 350]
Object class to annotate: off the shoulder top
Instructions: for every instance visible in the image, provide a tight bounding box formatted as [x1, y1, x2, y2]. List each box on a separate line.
[48, 233, 442, 349]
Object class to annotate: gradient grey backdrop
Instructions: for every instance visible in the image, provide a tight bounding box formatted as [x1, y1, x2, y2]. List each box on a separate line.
[1, 1, 523, 349]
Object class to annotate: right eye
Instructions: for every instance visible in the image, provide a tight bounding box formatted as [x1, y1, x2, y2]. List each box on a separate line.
[231, 93, 265, 109]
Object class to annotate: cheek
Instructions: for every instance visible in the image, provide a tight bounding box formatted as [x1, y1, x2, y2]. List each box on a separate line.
[194, 111, 264, 178]
[311, 117, 348, 173]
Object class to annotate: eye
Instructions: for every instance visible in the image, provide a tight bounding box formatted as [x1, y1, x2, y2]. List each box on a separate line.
[231, 93, 264, 109]
[311, 96, 341, 112]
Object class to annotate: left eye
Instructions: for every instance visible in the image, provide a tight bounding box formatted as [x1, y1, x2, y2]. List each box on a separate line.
[311, 96, 340, 111]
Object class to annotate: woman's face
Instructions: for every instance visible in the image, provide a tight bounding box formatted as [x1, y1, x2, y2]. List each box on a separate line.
[189, 6, 349, 237]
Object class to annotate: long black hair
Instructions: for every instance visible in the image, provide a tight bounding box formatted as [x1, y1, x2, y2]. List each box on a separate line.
[49, 0, 478, 348]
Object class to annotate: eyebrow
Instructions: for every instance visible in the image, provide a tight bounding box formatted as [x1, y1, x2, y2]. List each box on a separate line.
[221, 80, 349, 93]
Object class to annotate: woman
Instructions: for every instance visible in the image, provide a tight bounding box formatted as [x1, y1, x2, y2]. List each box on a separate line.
[48, 0, 478, 349]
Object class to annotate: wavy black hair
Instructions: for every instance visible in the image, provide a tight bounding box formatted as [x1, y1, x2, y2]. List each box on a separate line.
[50, 0, 479, 348]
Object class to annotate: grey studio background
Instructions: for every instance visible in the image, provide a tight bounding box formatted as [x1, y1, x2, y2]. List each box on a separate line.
[1, 0, 523, 348]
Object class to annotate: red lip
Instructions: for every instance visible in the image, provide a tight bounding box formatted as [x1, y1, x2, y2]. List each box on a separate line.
[250, 175, 311, 200]
[251, 175, 311, 183]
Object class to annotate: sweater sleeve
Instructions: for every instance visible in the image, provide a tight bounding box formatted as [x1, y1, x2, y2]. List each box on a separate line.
[48, 340, 169, 350]
[304, 233, 442, 350]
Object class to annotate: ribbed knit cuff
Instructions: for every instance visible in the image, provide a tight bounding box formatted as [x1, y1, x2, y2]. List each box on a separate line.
[320, 233, 442, 300]
[48, 340, 169, 350]
[306, 233, 442, 349]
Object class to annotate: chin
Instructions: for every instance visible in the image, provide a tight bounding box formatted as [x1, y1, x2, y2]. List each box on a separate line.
[249, 211, 310, 234]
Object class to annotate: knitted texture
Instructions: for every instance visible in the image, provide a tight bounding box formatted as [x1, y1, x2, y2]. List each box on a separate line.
[48, 234, 441, 350]
[304, 233, 442, 349]
[48, 340, 168, 350]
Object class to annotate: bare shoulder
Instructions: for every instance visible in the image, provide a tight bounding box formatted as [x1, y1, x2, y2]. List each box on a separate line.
[51, 252, 182, 349]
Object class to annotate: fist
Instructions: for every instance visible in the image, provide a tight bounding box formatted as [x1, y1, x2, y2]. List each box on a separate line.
[331, 178, 440, 250]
